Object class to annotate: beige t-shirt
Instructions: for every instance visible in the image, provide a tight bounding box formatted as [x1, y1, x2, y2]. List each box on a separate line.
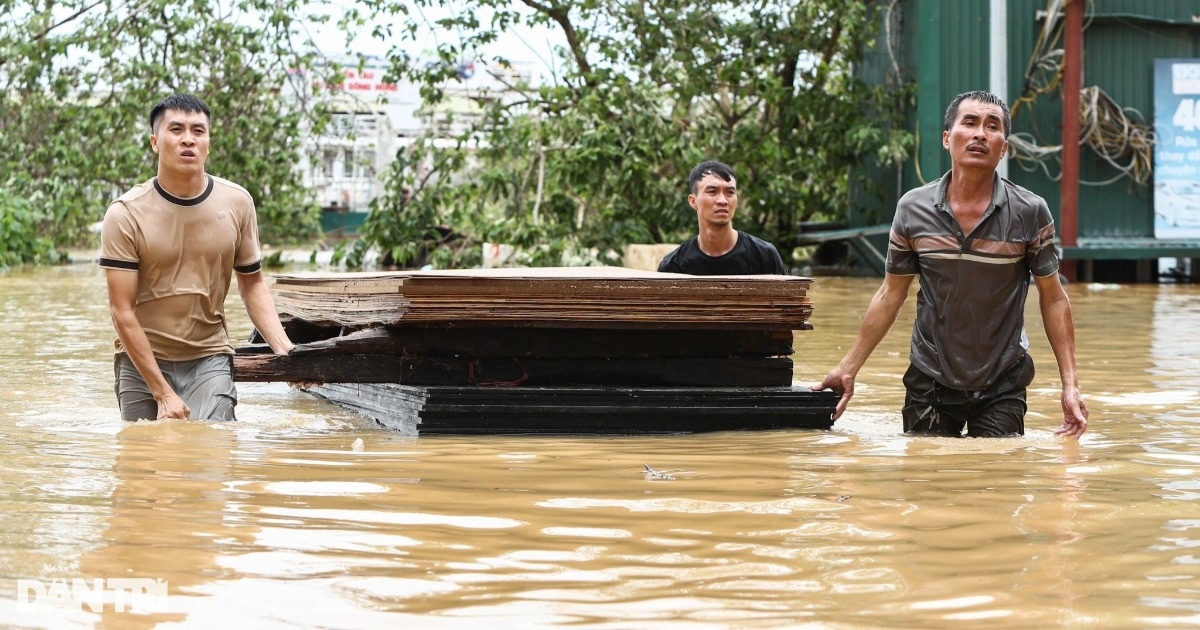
[99, 175, 262, 361]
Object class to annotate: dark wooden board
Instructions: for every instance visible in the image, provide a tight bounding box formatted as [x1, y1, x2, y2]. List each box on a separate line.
[245, 327, 795, 359]
[308, 383, 838, 435]
[234, 352, 794, 387]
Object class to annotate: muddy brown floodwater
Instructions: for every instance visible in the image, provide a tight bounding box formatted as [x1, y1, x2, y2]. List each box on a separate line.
[2, 264, 1199, 628]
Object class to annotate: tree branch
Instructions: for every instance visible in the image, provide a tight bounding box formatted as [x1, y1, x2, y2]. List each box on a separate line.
[812, 17, 843, 93]
[518, 0, 594, 87]
[36, 0, 105, 41]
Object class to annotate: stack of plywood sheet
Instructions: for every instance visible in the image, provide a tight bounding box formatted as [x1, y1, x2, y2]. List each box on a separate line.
[268, 266, 814, 329]
[233, 266, 837, 434]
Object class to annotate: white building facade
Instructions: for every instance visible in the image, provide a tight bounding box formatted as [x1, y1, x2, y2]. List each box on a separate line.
[297, 56, 532, 217]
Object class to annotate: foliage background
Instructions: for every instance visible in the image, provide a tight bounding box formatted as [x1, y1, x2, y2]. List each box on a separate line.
[341, 0, 913, 269]
[0, 0, 327, 267]
[1, 0, 911, 269]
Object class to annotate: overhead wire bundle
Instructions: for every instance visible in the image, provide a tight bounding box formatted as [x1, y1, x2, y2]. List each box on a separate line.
[1007, 0, 1155, 187]
[1078, 85, 1154, 186]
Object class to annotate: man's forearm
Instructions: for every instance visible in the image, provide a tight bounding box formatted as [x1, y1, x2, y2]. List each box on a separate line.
[839, 275, 912, 374]
[112, 312, 173, 399]
[239, 274, 294, 354]
[1043, 308, 1079, 388]
[1037, 278, 1080, 388]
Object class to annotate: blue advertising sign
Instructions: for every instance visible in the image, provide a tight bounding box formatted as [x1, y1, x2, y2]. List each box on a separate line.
[1154, 58, 1200, 238]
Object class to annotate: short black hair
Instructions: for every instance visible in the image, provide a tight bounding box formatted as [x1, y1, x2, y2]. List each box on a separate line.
[944, 90, 1011, 138]
[688, 160, 736, 194]
[149, 94, 211, 133]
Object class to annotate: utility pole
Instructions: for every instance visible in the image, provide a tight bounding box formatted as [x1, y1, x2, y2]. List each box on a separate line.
[1060, 0, 1083, 281]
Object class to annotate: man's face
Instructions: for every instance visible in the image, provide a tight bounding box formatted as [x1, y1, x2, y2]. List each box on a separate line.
[150, 109, 210, 176]
[689, 173, 738, 227]
[943, 98, 1008, 172]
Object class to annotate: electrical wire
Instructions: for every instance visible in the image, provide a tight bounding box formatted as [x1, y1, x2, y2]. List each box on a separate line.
[1078, 85, 1155, 186]
[1011, 0, 1066, 119]
[1007, 0, 1154, 187]
[1008, 133, 1062, 181]
[1009, 86, 1155, 187]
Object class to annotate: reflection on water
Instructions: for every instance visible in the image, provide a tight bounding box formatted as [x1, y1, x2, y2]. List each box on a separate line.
[1, 265, 1200, 628]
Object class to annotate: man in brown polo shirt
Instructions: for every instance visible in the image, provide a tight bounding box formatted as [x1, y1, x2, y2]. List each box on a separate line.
[813, 90, 1088, 439]
[100, 93, 297, 421]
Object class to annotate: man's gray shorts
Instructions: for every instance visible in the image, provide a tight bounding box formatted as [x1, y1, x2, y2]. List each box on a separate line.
[113, 353, 238, 422]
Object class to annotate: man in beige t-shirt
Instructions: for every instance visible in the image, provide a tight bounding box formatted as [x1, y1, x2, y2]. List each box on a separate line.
[99, 93, 296, 421]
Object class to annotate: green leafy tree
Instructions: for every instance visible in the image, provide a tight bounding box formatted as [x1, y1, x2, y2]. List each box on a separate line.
[0, 174, 65, 267]
[0, 0, 330, 265]
[345, 0, 912, 268]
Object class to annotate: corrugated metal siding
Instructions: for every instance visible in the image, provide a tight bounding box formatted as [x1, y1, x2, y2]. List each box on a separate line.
[1080, 22, 1200, 237]
[913, 0, 991, 183]
[1076, 22, 1157, 237]
[1091, 0, 1200, 26]
[848, 2, 906, 228]
[1009, 6, 1200, 238]
[862, 0, 1200, 241]
[1004, 0, 1061, 221]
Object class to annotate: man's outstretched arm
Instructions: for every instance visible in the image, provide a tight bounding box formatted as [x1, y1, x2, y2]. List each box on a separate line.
[237, 270, 295, 356]
[812, 273, 914, 420]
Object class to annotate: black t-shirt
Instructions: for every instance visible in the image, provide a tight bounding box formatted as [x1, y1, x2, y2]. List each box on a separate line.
[658, 231, 789, 275]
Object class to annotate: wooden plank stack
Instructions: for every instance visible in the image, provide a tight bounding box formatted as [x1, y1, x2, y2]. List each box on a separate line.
[266, 266, 815, 329]
[233, 266, 837, 434]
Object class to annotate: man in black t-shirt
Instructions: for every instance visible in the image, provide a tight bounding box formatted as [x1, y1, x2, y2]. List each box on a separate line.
[657, 160, 789, 275]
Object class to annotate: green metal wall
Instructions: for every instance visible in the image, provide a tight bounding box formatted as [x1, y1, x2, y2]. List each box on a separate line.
[910, 0, 990, 184]
[852, 0, 1200, 241]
